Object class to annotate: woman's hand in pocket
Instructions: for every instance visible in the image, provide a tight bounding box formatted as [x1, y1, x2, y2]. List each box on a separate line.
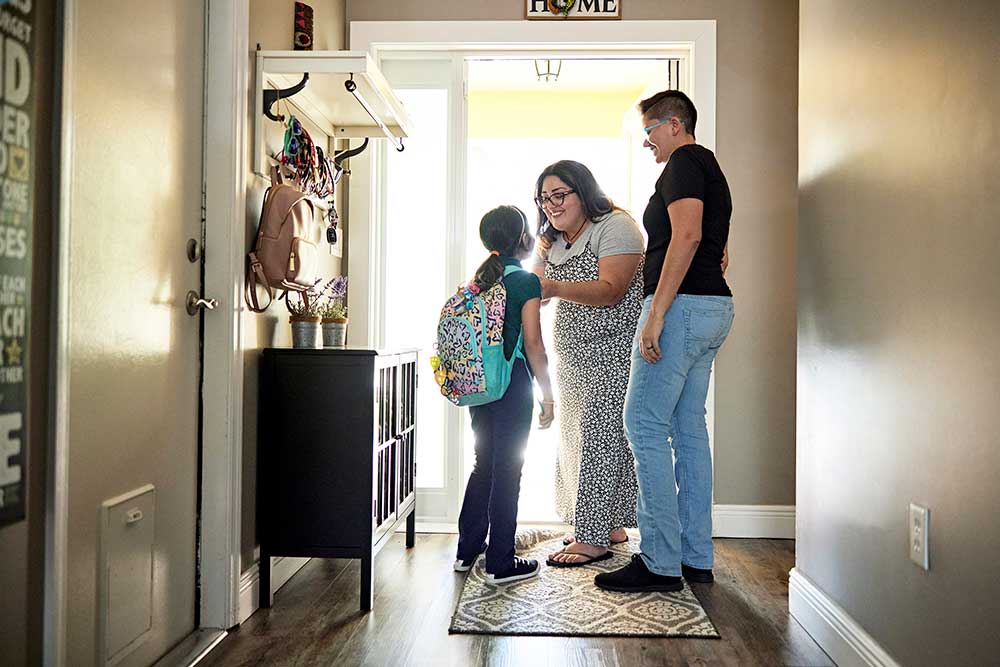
[538, 400, 556, 429]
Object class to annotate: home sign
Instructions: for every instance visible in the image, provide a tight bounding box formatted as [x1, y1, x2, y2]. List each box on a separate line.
[526, 0, 621, 20]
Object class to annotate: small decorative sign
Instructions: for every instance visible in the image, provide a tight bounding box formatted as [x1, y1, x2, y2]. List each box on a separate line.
[294, 2, 314, 50]
[526, 0, 621, 20]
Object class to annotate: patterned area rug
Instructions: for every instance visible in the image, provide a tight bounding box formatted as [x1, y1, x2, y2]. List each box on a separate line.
[449, 528, 720, 638]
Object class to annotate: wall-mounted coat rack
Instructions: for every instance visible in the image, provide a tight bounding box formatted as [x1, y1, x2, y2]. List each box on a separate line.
[263, 73, 310, 122]
[253, 50, 413, 176]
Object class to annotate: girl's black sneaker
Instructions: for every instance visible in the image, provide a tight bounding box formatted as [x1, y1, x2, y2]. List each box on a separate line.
[594, 553, 684, 593]
[453, 542, 488, 572]
[488, 557, 541, 584]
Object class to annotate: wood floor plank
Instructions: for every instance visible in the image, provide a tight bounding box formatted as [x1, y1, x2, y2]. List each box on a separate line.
[204, 535, 833, 667]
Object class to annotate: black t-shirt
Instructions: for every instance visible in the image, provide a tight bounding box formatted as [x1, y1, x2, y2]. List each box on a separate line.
[642, 144, 732, 297]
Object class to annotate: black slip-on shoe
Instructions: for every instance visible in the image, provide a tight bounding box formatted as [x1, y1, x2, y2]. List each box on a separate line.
[453, 542, 488, 572]
[682, 563, 714, 583]
[488, 557, 541, 584]
[594, 553, 683, 593]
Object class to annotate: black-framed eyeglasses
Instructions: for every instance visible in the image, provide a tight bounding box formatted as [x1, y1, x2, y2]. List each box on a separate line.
[534, 189, 576, 209]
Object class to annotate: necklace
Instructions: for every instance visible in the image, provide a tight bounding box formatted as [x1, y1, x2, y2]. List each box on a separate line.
[563, 221, 588, 249]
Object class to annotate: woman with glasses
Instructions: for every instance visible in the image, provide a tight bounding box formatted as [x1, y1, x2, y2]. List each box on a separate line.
[531, 160, 645, 567]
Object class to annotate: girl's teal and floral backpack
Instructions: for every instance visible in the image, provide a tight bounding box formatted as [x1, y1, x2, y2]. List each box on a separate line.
[430, 266, 523, 407]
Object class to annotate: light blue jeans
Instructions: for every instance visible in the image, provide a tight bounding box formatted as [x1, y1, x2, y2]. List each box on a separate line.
[624, 294, 734, 576]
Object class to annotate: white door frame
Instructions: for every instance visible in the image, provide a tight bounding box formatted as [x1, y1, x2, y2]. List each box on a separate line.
[200, 0, 249, 632]
[347, 20, 717, 527]
[45, 1, 248, 662]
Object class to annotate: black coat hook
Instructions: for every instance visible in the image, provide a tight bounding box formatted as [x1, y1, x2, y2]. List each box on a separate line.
[333, 137, 370, 167]
[263, 73, 310, 122]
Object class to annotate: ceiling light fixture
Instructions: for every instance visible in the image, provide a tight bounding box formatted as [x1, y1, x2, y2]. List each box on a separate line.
[534, 59, 562, 83]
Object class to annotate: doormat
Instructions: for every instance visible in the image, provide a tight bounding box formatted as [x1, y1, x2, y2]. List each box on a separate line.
[449, 528, 720, 638]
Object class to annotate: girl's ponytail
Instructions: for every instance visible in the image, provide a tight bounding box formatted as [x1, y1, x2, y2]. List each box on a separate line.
[473, 250, 505, 292]
[473, 205, 530, 292]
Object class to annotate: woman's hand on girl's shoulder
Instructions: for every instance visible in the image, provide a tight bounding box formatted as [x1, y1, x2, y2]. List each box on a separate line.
[536, 234, 552, 258]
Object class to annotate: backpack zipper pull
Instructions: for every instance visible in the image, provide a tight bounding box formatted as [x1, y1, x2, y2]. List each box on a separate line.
[289, 252, 296, 272]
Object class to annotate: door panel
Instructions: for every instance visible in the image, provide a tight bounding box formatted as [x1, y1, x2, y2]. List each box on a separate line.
[66, 2, 204, 665]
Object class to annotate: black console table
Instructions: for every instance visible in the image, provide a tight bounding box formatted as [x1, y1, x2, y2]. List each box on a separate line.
[257, 347, 418, 611]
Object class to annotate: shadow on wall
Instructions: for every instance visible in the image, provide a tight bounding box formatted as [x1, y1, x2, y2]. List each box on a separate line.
[797, 149, 990, 352]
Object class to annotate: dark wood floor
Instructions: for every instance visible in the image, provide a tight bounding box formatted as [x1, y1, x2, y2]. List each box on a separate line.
[201, 534, 833, 667]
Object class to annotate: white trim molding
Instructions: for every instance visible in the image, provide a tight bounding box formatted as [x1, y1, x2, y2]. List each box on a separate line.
[237, 557, 311, 625]
[712, 505, 795, 539]
[789, 569, 901, 667]
[46, 0, 76, 662]
[349, 19, 717, 151]
[201, 0, 250, 631]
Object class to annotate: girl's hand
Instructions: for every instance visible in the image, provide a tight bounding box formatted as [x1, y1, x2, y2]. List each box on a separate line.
[538, 400, 556, 429]
[639, 312, 665, 363]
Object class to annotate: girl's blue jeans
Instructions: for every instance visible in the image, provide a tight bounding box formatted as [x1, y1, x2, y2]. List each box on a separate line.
[457, 358, 533, 573]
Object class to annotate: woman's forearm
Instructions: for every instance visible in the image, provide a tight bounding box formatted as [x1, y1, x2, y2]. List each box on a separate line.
[650, 237, 699, 317]
[549, 279, 623, 307]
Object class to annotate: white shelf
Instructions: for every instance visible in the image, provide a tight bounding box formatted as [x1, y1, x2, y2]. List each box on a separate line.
[253, 50, 413, 175]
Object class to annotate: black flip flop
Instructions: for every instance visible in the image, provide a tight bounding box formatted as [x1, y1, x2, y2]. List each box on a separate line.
[562, 536, 630, 546]
[546, 550, 615, 568]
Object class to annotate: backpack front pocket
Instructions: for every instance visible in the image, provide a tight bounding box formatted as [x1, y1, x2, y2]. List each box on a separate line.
[284, 236, 318, 290]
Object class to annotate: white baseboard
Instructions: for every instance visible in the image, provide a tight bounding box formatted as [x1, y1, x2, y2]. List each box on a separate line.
[237, 556, 311, 625]
[712, 504, 795, 539]
[789, 568, 901, 667]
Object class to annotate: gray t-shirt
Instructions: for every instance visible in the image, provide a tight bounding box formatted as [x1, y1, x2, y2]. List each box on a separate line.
[545, 210, 645, 265]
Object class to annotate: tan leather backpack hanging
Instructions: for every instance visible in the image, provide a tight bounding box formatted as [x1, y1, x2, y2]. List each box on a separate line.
[244, 166, 319, 312]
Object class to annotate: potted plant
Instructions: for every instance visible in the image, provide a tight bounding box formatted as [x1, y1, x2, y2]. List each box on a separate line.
[287, 280, 322, 349]
[318, 275, 349, 348]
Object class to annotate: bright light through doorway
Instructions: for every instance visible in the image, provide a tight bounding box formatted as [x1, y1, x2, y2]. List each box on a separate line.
[464, 58, 676, 522]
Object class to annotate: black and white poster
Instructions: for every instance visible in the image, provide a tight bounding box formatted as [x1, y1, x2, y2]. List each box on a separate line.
[0, 0, 34, 528]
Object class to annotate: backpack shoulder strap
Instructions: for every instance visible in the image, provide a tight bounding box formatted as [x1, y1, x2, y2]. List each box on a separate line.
[244, 186, 275, 313]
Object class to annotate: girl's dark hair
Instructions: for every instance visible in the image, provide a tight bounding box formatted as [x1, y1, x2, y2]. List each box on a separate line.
[534, 160, 620, 243]
[473, 205, 532, 291]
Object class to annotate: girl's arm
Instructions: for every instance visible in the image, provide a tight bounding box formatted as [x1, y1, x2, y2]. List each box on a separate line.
[521, 297, 555, 428]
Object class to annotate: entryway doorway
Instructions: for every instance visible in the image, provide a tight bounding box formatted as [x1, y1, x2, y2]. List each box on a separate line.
[347, 19, 718, 530]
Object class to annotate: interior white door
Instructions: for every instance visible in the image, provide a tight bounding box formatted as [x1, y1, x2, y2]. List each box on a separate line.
[64, 2, 205, 664]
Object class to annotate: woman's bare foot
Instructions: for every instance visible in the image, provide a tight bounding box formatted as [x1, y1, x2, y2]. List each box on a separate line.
[548, 541, 608, 564]
[609, 527, 628, 543]
[563, 527, 628, 546]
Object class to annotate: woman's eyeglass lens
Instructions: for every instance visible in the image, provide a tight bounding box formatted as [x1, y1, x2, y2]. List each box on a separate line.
[535, 190, 575, 208]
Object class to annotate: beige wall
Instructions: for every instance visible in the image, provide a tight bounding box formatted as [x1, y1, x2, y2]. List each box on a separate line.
[242, 0, 347, 571]
[0, 0, 54, 664]
[347, 0, 799, 506]
[797, 1, 1000, 665]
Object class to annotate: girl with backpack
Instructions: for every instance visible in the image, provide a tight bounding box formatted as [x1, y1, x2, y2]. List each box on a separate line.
[451, 205, 556, 584]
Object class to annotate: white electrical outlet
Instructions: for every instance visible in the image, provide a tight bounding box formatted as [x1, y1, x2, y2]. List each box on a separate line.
[909, 503, 930, 570]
